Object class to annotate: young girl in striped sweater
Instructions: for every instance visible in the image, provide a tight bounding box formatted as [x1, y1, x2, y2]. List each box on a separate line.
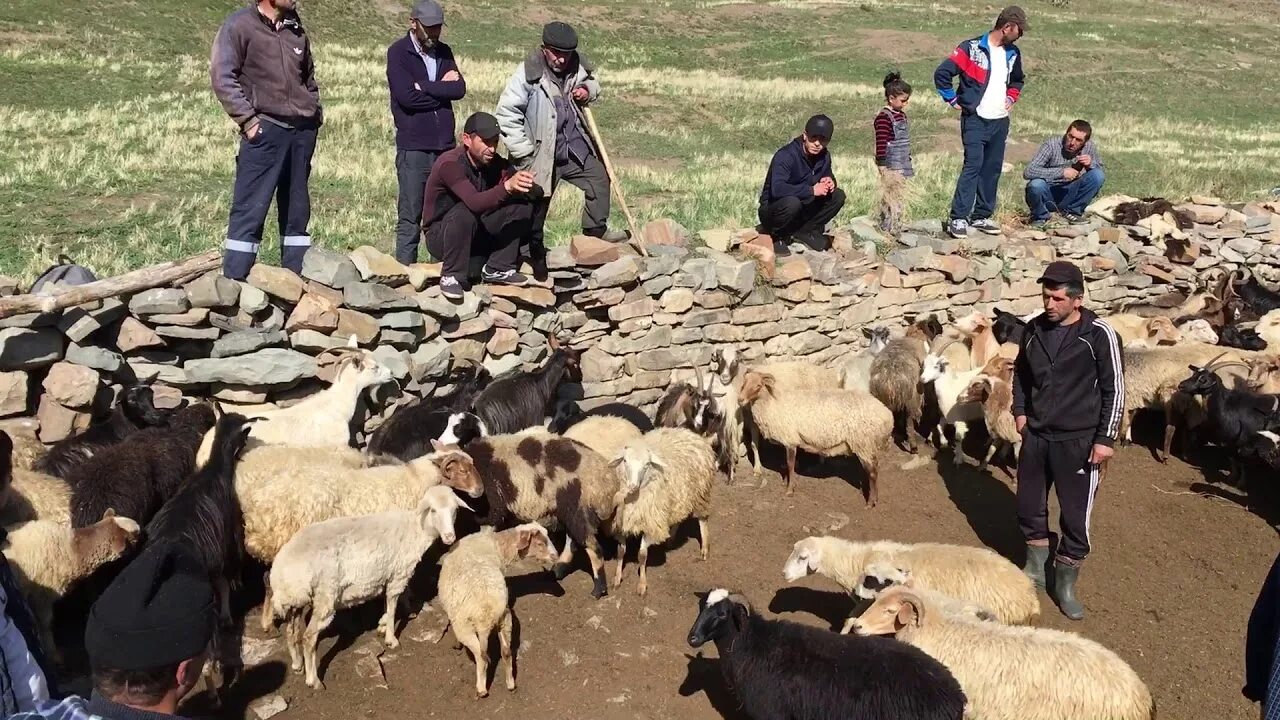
[873, 72, 914, 234]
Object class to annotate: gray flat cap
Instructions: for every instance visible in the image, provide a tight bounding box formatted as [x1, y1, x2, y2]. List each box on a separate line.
[412, 0, 445, 26]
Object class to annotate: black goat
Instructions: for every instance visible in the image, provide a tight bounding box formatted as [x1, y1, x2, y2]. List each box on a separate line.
[1232, 269, 1280, 317]
[548, 400, 655, 434]
[68, 404, 217, 528]
[1178, 366, 1280, 484]
[366, 364, 493, 460]
[470, 335, 581, 434]
[1219, 324, 1268, 351]
[1239, 429, 1280, 470]
[35, 384, 171, 479]
[991, 307, 1027, 345]
[687, 590, 965, 720]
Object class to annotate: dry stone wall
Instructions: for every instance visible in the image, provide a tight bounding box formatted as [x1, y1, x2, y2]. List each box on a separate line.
[2, 197, 1278, 444]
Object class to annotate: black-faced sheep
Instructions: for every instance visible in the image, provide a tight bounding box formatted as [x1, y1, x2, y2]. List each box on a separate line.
[67, 403, 217, 528]
[851, 587, 1153, 720]
[366, 363, 493, 460]
[687, 589, 966, 720]
[34, 383, 171, 479]
[437, 523, 559, 698]
[470, 335, 580, 434]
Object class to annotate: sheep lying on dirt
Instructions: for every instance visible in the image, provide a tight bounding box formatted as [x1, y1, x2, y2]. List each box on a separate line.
[267, 485, 472, 689]
[839, 563, 996, 631]
[608, 428, 716, 596]
[437, 523, 559, 698]
[783, 535, 1038, 625]
[851, 587, 1153, 720]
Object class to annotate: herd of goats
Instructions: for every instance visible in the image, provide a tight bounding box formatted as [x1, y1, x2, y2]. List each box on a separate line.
[2, 265, 1280, 718]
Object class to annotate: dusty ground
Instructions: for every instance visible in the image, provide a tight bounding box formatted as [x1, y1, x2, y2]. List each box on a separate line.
[70, 424, 1274, 720]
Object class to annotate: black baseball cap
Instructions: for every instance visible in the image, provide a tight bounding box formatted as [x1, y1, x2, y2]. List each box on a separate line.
[804, 114, 834, 140]
[1037, 260, 1083, 286]
[463, 112, 501, 141]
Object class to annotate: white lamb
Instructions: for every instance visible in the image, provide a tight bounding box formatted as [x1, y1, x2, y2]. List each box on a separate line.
[437, 524, 559, 698]
[920, 337, 984, 465]
[783, 535, 1039, 626]
[851, 587, 1153, 720]
[608, 428, 716, 596]
[266, 485, 472, 690]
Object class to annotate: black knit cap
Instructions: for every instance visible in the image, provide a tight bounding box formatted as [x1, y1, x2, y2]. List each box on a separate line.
[85, 542, 215, 671]
[542, 21, 578, 52]
[804, 114, 834, 140]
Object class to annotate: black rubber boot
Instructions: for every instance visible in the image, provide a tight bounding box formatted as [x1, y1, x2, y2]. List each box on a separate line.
[1054, 563, 1085, 620]
[1022, 544, 1049, 592]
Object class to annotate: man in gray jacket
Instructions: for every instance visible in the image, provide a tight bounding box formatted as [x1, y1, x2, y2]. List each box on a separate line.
[495, 21, 625, 279]
[211, 0, 322, 280]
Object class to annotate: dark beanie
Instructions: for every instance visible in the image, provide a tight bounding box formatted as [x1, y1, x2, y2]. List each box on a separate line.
[805, 114, 834, 140]
[542, 21, 578, 51]
[85, 542, 215, 671]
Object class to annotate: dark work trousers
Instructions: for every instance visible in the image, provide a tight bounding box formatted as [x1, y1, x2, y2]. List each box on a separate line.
[949, 114, 1010, 222]
[223, 122, 319, 280]
[758, 188, 847, 248]
[528, 153, 612, 257]
[394, 149, 439, 265]
[426, 200, 534, 281]
[1016, 431, 1100, 564]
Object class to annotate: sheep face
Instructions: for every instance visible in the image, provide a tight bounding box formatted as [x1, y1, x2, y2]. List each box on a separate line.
[340, 353, 394, 391]
[738, 372, 775, 406]
[688, 589, 749, 648]
[1177, 366, 1221, 397]
[1145, 317, 1182, 346]
[437, 413, 488, 446]
[1247, 360, 1280, 393]
[862, 326, 891, 354]
[429, 448, 484, 498]
[920, 354, 949, 384]
[75, 509, 143, 559]
[511, 523, 558, 565]
[782, 537, 822, 582]
[958, 376, 992, 405]
[1177, 319, 1218, 345]
[613, 445, 666, 493]
[855, 562, 910, 600]
[420, 485, 473, 545]
[122, 385, 170, 427]
[848, 587, 926, 637]
[711, 347, 740, 385]
[952, 310, 989, 336]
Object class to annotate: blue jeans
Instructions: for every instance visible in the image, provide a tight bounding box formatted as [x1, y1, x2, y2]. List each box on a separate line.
[1025, 169, 1106, 222]
[949, 114, 1010, 222]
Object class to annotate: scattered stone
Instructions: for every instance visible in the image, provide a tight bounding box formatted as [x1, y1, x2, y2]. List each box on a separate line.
[286, 293, 341, 332]
[350, 245, 410, 286]
[37, 395, 90, 443]
[185, 349, 317, 385]
[128, 288, 189, 315]
[302, 247, 361, 289]
[641, 218, 688, 247]
[345, 282, 416, 311]
[249, 695, 288, 720]
[570, 235, 621, 266]
[0, 372, 28, 417]
[185, 271, 241, 308]
[247, 265, 305, 303]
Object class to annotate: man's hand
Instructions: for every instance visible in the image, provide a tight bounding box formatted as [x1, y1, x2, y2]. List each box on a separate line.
[820, 177, 835, 191]
[244, 119, 262, 140]
[813, 181, 831, 197]
[571, 86, 589, 103]
[1016, 415, 1027, 433]
[1089, 443, 1114, 465]
[1005, 98, 1013, 111]
[442, 69, 461, 82]
[1077, 154, 1092, 168]
[504, 170, 535, 194]
[1062, 167, 1080, 182]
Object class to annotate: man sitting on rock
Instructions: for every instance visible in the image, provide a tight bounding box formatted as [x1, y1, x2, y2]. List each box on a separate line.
[1023, 119, 1105, 228]
[422, 112, 536, 300]
[758, 114, 846, 256]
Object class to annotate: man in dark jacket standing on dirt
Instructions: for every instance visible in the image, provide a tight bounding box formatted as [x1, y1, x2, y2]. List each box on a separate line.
[387, 0, 466, 264]
[211, 0, 323, 280]
[757, 114, 846, 256]
[935, 6, 1027, 240]
[1013, 260, 1123, 620]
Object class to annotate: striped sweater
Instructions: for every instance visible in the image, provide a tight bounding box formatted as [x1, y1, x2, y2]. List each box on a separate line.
[872, 107, 906, 167]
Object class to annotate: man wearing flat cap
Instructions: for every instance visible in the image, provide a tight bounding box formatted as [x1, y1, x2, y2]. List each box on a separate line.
[8, 542, 216, 720]
[495, 21, 626, 280]
[1013, 260, 1123, 621]
[422, 112, 537, 300]
[757, 114, 846, 255]
[387, 0, 466, 264]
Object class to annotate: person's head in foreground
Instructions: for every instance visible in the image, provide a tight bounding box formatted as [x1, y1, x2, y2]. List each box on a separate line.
[1037, 260, 1085, 324]
[802, 114, 833, 157]
[461, 112, 502, 167]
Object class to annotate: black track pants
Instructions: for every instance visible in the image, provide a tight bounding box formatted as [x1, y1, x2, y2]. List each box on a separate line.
[1016, 432, 1100, 563]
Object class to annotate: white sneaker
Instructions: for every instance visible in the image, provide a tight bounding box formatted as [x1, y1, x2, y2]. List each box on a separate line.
[970, 218, 1002, 235]
[947, 219, 969, 238]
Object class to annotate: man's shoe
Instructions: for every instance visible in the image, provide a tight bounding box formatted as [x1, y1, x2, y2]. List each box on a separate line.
[1029, 218, 1049, 230]
[970, 218, 1002, 235]
[529, 256, 549, 283]
[440, 275, 466, 300]
[946, 219, 969, 239]
[772, 241, 792, 257]
[1053, 562, 1086, 620]
[600, 228, 631, 243]
[1063, 213, 1090, 225]
[481, 267, 529, 286]
[1022, 544, 1049, 592]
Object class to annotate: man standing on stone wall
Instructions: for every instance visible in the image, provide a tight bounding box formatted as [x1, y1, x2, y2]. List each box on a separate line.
[211, 0, 323, 280]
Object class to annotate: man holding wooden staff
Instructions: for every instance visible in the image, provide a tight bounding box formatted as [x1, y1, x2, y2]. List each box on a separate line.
[495, 21, 628, 280]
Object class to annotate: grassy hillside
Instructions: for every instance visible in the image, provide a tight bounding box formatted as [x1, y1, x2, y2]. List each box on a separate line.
[1, 0, 1276, 280]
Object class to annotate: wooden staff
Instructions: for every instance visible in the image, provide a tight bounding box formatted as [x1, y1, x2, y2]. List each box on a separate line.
[581, 106, 648, 257]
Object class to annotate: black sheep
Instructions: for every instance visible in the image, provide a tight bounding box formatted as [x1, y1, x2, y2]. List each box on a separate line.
[1232, 270, 1280, 317]
[1179, 366, 1280, 484]
[68, 404, 217, 528]
[470, 335, 581, 434]
[687, 589, 966, 720]
[367, 364, 493, 460]
[548, 400, 655, 434]
[1219, 324, 1268, 351]
[35, 384, 171, 479]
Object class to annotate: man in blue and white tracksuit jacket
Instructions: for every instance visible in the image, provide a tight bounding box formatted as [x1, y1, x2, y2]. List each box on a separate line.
[934, 6, 1028, 239]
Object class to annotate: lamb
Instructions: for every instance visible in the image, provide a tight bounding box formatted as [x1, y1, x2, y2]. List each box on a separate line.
[1104, 313, 1183, 349]
[869, 316, 942, 453]
[957, 357, 1021, 469]
[783, 535, 1039, 626]
[850, 587, 1154, 720]
[267, 485, 472, 689]
[919, 338, 984, 465]
[1, 433, 71, 526]
[35, 383, 170, 479]
[1177, 317, 1219, 345]
[2, 510, 142, 663]
[547, 400, 653, 434]
[464, 433, 620, 598]
[437, 523, 559, 698]
[234, 439, 483, 565]
[366, 363, 492, 460]
[470, 335, 581, 434]
[68, 403, 217, 528]
[836, 326, 891, 393]
[608, 428, 716, 596]
[687, 589, 966, 720]
[841, 563, 997, 630]
[739, 370, 892, 505]
[562, 414, 645, 461]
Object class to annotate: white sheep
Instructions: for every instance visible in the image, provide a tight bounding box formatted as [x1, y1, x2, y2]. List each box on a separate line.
[608, 428, 716, 596]
[742, 359, 840, 472]
[437, 523, 559, 698]
[1, 468, 71, 526]
[837, 563, 996, 632]
[1176, 318, 1219, 345]
[1257, 308, 1280, 350]
[740, 371, 892, 505]
[783, 535, 1039, 625]
[1103, 313, 1182, 349]
[920, 338, 984, 465]
[851, 587, 1154, 720]
[267, 485, 472, 689]
[2, 510, 142, 661]
[562, 415, 644, 461]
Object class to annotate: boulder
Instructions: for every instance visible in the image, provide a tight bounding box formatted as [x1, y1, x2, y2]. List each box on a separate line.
[570, 235, 621, 266]
[0, 328, 63, 371]
[286, 293, 341, 332]
[43, 361, 99, 408]
[37, 395, 91, 443]
[185, 271, 241, 308]
[247, 265, 305, 303]
[0, 371, 29, 417]
[65, 343, 123, 373]
[185, 349, 318, 385]
[302, 247, 361, 289]
[129, 288, 189, 315]
[350, 246, 410, 286]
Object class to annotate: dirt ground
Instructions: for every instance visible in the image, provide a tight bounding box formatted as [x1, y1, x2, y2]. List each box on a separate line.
[135, 424, 1278, 719]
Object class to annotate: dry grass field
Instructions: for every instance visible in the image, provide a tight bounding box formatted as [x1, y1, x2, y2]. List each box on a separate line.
[1, 0, 1277, 279]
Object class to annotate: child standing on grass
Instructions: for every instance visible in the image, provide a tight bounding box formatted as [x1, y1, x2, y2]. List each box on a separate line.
[874, 72, 914, 234]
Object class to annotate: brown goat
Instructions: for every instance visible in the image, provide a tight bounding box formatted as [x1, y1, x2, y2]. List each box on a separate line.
[959, 359, 1020, 470]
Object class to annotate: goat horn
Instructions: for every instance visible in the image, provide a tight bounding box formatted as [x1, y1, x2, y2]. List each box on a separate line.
[929, 335, 963, 357]
[1206, 360, 1252, 374]
[693, 366, 706, 393]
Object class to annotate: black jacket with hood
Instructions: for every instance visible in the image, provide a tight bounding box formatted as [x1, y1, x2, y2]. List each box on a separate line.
[1012, 307, 1124, 447]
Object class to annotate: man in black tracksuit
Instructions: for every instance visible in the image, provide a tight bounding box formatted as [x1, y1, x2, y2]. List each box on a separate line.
[1013, 260, 1123, 620]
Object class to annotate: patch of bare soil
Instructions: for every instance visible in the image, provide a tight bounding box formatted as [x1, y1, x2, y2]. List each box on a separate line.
[850, 28, 955, 64]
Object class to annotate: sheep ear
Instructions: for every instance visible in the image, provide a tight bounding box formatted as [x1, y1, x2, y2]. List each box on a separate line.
[102, 508, 116, 520]
[431, 439, 446, 452]
[895, 594, 924, 628]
